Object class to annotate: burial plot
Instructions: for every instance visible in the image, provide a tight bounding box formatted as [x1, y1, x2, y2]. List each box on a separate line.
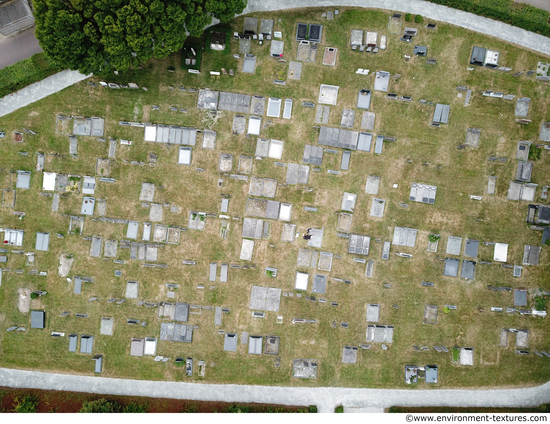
[249, 177, 277, 198]
[393, 227, 417, 247]
[265, 336, 280, 355]
[104, 239, 118, 258]
[514, 289, 528, 307]
[318, 126, 359, 150]
[507, 181, 537, 202]
[249, 286, 281, 311]
[361, 112, 375, 131]
[423, 305, 438, 324]
[312, 275, 327, 294]
[433, 104, 450, 124]
[81, 197, 95, 216]
[297, 249, 319, 269]
[487, 176, 497, 195]
[281, 223, 296, 242]
[318, 84, 339, 105]
[337, 213, 353, 232]
[523, 245, 541, 265]
[340, 109, 355, 128]
[366, 176, 380, 195]
[267, 98, 282, 118]
[341, 192, 357, 212]
[315, 105, 330, 124]
[308, 228, 324, 248]
[296, 41, 317, 62]
[366, 325, 394, 343]
[355, 133, 373, 154]
[237, 155, 253, 174]
[16, 171, 31, 189]
[370, 198, 385, 218]
[2, 189, 16, 207]
[130, 338, 145, 357]
[388, 14, 402, 34]
[200, 130, 217, 150]
[245, 198, 281, 219]
[242, 218, 264, 239]
[293, 359, 318, 379]
[465, 128, 481, 148]
[125, 281, 139, 299]
[367, 304, 380, 322]
[149, 203, 163, 221]
[197, 89, 219, 110]
[461, 261, 476, 279]
[349, 234, 370, 255]
[242, 54, 257, 73]
[247, 116, 262, 135]
[516, 161, 533, 182]
[446, 236, 462, 255]
[100, 317, 114, 336]
[382, 241, 390, 260]
[516, 141, 531, 161]
[515, 97, 531, 118]
[318, 252, 333, 271]
[240, 239, 254, 260]
[443, 258, 460, 277]
[153, 224, 168, 242]
[464, 239, 479, 258]
[494, 243, 508, 262]
[218, 92, 251, 113]
[224, 333, 238, 351]
[303, 144, 324, 165]
[288, 61, 302, 80]
[286, 164, 310, 185]
[219, 154, 233, 173]
[90, 236, 102, 258]
[342, 346, 358, 364]
[374, 71, 390, 92]
[409, 183, 437, 204]
[80, 335, 94, 354]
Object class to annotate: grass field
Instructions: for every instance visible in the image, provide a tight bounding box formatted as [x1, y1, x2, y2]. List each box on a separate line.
[0, 7, 549, 390]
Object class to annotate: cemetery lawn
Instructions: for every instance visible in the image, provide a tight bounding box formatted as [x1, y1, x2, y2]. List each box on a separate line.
[0, 7, 549, 389]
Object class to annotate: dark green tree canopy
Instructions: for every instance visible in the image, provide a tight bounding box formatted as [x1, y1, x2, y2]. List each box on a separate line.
[33, 0, 247, 74]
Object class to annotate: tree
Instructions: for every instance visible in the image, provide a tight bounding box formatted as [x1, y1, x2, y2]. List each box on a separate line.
[33, 0, 247, 75]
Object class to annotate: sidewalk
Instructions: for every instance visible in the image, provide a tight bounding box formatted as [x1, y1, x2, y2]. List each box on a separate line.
[0, 69, 91, 117]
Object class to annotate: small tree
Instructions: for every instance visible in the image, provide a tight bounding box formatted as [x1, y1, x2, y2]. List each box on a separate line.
[405, 13, 412, 22]
[80, 398, 122, 413]
[30, 292, 39, 300]
[13, 394, 39, 413]
[415, 14, 423, 23]
[335, 405, 344, 413]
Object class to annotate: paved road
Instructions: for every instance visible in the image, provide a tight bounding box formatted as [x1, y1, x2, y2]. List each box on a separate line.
[1, 368, 549, 413]
[0, 69, 91, 117]
[515, 0, 550, 13]
[243, 0, 550, 57]
[0, 27, 43, 69]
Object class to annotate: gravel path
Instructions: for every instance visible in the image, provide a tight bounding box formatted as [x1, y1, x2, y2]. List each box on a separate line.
[1, 368, 549, 413]
[0, 70, 91, 118]
[243, 0, 550, 57]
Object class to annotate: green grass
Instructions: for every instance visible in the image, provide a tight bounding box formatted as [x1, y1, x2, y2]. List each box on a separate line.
[0, 53, 62, 98]
[12, 394, 39, 413]
[424, 0, 550, 35]
[0, 6, 548, 392]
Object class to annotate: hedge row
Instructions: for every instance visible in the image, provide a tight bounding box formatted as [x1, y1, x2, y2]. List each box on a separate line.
[0, 53, 62, 98]
[424, 0, 550, 36]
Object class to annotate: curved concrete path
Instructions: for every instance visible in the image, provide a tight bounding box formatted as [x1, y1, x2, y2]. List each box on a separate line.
[1, 368, 549, 413]
[243, 0, 550, 57]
